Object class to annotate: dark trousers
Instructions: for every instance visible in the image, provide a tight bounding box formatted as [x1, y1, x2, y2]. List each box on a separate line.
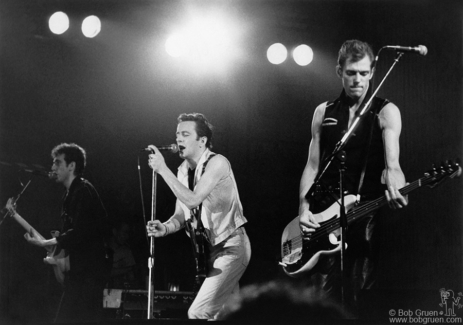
[55, 275, 104, 323]
[312, 211, 381, 317]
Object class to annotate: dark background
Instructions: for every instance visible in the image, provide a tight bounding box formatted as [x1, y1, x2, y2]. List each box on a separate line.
[0, 0, 462, 323]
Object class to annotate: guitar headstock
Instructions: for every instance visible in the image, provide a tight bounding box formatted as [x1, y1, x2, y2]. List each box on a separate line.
[5, 197, 18, 216]
[425, 159, 461, 189]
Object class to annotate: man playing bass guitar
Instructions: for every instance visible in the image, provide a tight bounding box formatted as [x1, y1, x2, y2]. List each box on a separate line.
[146, 113, 251, 320]
[298, 40, 408, 316]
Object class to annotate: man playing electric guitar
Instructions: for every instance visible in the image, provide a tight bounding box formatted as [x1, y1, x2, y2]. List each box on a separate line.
[146, 113, 251, 320]
[298, 40, 408, 316]
[9, 143, 111, 323]
[5, 198, 69, 285]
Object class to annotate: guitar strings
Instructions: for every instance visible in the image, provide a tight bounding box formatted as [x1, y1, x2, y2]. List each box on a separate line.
[283, 176, 431, 255]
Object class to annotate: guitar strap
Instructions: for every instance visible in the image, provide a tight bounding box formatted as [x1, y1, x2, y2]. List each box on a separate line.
[189, 153, 217, 241]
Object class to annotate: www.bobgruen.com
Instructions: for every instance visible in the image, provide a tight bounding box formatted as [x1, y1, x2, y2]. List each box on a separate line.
[388, 309, 462, 324]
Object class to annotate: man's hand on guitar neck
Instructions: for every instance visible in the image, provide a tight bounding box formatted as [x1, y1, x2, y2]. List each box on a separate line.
[6, 197, 58, 248]
[24, 231, 57, 248]
[5, 197, 18, 216]
[382, 168, 409, 210]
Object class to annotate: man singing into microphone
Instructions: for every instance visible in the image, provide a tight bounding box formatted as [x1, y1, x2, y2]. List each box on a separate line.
[146, 113, 251, 320]
[298, 40, 408, 316]
[10, 143, 111, 323]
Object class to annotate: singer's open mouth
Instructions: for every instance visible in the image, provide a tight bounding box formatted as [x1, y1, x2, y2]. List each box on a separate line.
[178, 145, 185, 151]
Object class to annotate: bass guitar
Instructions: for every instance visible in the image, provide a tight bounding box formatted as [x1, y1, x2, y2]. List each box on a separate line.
[5, 198, 69, 285]
[280, 160, 461, 278]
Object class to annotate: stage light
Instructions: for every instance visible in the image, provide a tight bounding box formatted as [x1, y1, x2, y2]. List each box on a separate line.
[293, 44, 314, 66]
[166, 15, 234, 62]
[49, 12, 69, 35]
[267, 43, 287, 65]
[164, 9, 242, 74]
[81, 15, 101, 38]
[165, 34, 187, 58]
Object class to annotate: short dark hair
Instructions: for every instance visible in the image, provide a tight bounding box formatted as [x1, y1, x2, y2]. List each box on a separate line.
[177, 113, 214, 149]
[51, 143, 86, 176]
[337, 39, 375, 69]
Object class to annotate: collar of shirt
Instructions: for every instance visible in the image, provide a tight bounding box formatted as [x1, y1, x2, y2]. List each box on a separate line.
[178, 148, 213, 187]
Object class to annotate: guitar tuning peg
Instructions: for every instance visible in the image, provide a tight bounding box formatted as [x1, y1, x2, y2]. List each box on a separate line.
[440, 162, 449, 174]
[439, 162, 445, 170]
[446, 161, 453, 173]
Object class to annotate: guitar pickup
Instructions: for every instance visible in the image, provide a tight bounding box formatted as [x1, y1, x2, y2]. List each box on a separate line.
[283, 240, 292, 253]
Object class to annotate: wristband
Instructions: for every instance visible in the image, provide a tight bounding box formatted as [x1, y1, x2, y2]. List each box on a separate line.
[162, 221, 176, 237]
[162, 219, 181, 237]
[162, 222, 170, 236]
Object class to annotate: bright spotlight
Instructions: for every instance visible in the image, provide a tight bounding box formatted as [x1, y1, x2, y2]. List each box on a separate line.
[81, 15, 101, 38]
[293, 44, 314, 66]
[267, 43, 287, 65]
[163, 9, 244, 75]
[186, 17, 229, 59]
[167, 15, 233, 61]
[165, 34, 186, 58]
[49, 12, 69, 35]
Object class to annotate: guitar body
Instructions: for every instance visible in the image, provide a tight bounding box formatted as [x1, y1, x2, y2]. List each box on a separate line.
[10, 211, 69, 285]
[43, 231, 69, 285]
[281, 194, 358, 277]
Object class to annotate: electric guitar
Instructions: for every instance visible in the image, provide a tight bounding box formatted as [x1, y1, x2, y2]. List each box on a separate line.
[280, 160, 461, 278]
[5, 198, 70, 285]
[185, 207, 208, 292]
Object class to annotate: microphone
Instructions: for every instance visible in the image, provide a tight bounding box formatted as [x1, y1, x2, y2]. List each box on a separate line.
[142, 144, 179, 153]
[384, 45, 428, 56]
[20, 168, 55, 179]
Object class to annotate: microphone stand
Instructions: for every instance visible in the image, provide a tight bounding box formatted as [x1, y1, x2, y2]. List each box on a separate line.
[337, 150, 347, 310]
[306, 50, 404, 311]
[147, 169, 157, 319]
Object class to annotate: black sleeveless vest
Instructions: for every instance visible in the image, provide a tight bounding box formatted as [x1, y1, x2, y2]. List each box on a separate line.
[317, 89, 389, 200]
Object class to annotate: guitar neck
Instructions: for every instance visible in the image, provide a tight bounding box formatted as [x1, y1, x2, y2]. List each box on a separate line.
[11, 212, 46, 241]
[346, 176, 435, 227]
[311, 163, 461, 246]
[346, 172, 442, 225]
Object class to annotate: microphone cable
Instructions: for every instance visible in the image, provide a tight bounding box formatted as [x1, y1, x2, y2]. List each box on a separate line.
[137, 154, 149, 244]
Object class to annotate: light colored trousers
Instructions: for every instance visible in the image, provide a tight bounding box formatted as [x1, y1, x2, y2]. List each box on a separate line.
[188, 227, 251, 320]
